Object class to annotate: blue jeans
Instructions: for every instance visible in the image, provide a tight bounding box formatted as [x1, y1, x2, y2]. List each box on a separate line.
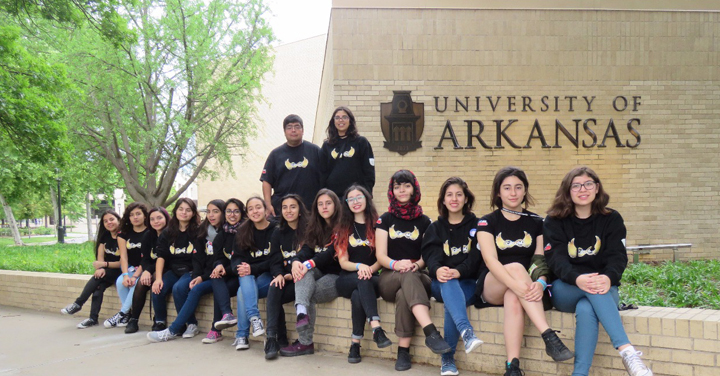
[431, 278, 477, 358]
[115, 266, 137, 314]
[550, 279, 629, 376]
[236, 272, 271, 338]
[152, 271, 191, 322]
[169, 280, 213, 334]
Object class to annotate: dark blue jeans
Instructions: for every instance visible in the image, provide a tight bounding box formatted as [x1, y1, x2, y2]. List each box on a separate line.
[550, 279, 628, 376]
[169, 280, 213, 334]
[151, 271, 191, 322]
[431, 278, 477, 358]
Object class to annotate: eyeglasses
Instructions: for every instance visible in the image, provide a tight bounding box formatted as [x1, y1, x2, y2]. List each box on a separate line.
[284, 124, 302, 130]
[334, 115, 349, 121]
[346, 196, 365, 204]
[225, 209, 242, 215]
[570, 181, 597, 192]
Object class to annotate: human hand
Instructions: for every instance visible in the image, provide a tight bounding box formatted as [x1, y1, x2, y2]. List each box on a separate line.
[576, 273, 599, 294]
[270, 274, 285, 288]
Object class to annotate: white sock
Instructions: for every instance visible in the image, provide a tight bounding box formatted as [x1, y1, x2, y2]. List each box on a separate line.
[296, 304, 307, 316]
[619, 345, 636, 355]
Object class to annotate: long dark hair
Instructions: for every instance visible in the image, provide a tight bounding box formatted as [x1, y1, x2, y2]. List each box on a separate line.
[303, 189, 342, 249]
[547, 166, 610, 219]
[165, 198, 201, 244]
[198, 199, 225, 240]
[95, 210, 121, 258]
[437, 177, 475, 219]
[325, 106, 358, 144]
[236, 196, 267, 252]
[148, 207, 170, 235]
[120, 202, 149, 235]
[334, 185, 378, 260]
[279, 194, 309, 250]
[490, 166, 535, 210]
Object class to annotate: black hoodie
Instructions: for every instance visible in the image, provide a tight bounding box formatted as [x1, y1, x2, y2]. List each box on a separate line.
[230, 221, 277, 277]
[422, 213, 481, 280]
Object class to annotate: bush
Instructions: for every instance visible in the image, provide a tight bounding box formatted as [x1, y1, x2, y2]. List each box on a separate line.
[32, 227, 55, 235]
[0, 242, 95, 274]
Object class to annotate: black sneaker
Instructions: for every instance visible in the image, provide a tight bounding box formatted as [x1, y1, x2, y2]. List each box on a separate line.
[265, 337, 280, 360]
[125, 318, 139, 334]
[395, 348, 412, 371]
[504, 358, 524, 376]
[61, 302, 81, 315]
[77, 318, 97, 329]
[373, 327, 392, 348]
[151, 321, 167, 331]
[348, 342, 361, 364]
[541, 329, 574, 362]
[278, 331, 289, 348]
[425, 331, 452, 354]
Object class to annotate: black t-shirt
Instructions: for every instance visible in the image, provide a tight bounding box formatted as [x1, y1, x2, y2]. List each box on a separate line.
[260, 141, 323, 214]
[376, 212, 431, 261]
[269, 226, 299, 277]
[544, 210, 628, 286]
[321, 136, 375, 198]
[100, 231, 121, 262]
[140, 231, 159, 274]
[119, 228, 149, 267]
[299, 242, 342, 275]
[422, 214, 481, 280]
[345, 222, 376, 266]
[231, 222, 277, 277]
[156, 229, 196, 276]
[476, 209, 543, 270]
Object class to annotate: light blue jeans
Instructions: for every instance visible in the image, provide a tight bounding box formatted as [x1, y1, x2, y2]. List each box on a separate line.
[430, 278, 477, 359]
[115, 266, 137, 314]
[236, 272, 272, 338]
[550, 279, 630, 376]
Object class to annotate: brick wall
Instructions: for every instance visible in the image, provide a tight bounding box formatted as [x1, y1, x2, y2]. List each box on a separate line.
[1, 270, 718, 375]
[311, 5, 720, 260]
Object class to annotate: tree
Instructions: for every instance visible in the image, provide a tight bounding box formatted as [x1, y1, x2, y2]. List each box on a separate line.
[60, 0, 275, 207]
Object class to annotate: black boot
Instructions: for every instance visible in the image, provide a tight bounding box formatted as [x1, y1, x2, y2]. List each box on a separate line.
[348, 342, 361, 364]
[125, 318, 139, 334]
[541, 329, 574, 362]
[265, 336, 279, 360]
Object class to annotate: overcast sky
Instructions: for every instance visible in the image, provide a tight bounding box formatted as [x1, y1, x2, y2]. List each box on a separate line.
[265, 0, 332, 45]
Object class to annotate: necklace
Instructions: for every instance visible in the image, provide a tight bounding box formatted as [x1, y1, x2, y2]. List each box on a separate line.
[501, 207, 543, 219]
[352, 223, 363, 239]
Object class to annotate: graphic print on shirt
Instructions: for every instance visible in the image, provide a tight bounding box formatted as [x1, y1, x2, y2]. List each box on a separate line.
[251, 243, 272, 258]
[495, 231, 532, 250]
[206, 241, 214, 256]
[170, 242, 194, 255]
[127, 241, 142, 250]
[314, 245, 328, 254]
[568, 236, 601, 258]
[281, 245, 297, 266]
[349, 233, 370, 247]
[388, 225, 419, 241]
[105, 244, 120, 257]
[443, 238, 472, 256]
[330, 146, 355, 159]
[284, 157, 309, 170]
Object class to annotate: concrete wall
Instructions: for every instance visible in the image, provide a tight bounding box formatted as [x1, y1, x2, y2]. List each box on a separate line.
[313, 2, 720, 260]
[2, 270, 719, 376]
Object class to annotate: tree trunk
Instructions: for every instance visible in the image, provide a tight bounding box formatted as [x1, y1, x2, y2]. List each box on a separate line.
[49, 185, 59, 237]
[86, 193, 94, 241]
[0, 190, 23, 246]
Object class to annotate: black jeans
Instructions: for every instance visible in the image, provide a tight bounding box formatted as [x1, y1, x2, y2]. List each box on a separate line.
[336, 272, 380, 339]
[265, 280, 293, 339]
[211, 275, 239, 315]
[75, 269, 121, 321]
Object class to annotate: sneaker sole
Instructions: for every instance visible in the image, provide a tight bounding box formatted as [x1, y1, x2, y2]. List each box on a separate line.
[428, 345, 452, 355]
[125, 328, 138, 334]
[215, 320, 238, 331]
[464, 339, 483, 354]
[235, 345, 250, 350]
[202, 337, 223, 344]
[279, 349, 314, 357]
[265, 351, 279, 360]
[103, 323, 116, 329]
[252, 329, 266, 337]
[395, 363, 411, 372]
[118, 322, 129, 327]
[348, 357, 361, 364]
[183, 332, 199, 339]
[375, 339, 392, 349]
[441, 369, 459, 376]
[548, 350, 575, 362]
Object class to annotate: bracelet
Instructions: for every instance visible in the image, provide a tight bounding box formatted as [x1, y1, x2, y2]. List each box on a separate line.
[537, 279, 548, 291]
[106, 262, 109, 268]
[303, 260, 314, 270]
[121, 273, 129, 276]
[413, 262, 420, 270]
[355, 263, 361, 271]
[389, 260, 397, 270]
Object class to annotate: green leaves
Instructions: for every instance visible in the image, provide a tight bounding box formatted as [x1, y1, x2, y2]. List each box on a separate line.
[620, 260, 720, 309]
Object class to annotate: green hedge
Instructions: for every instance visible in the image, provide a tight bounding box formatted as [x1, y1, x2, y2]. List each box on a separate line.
[0, 242, 94, 274]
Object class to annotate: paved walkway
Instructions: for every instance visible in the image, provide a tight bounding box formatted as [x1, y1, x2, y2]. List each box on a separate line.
[0, 306, 490, 376]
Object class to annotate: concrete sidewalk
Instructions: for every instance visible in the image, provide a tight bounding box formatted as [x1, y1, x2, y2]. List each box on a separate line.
[0, 306, 491, 376]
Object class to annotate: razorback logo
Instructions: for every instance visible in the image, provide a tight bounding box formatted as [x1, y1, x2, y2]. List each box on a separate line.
[477, 220, 488, 227]
[544, 243, 551, 251]
[376, 218, 382, 225]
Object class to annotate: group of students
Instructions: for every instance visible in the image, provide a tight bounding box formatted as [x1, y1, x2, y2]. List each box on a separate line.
[59, 106, 652, 376]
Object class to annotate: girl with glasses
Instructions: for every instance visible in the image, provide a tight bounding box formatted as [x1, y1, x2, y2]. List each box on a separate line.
[321, 106, 375, 199]
[545, 166, 652, 376]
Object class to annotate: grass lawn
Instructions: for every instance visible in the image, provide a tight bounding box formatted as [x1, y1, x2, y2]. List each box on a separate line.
[0, 236, 57, 247]
[0, 242, 94, 274]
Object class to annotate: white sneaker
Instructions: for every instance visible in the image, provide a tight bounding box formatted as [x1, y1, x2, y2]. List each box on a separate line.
[621, 346, 653, 376]
[250, 316, 265, 337]
[232, 337, 249, 350]
[104, 311, 123, 328]
[182, 323, 200, 338]
[147, 328, 177, 343]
